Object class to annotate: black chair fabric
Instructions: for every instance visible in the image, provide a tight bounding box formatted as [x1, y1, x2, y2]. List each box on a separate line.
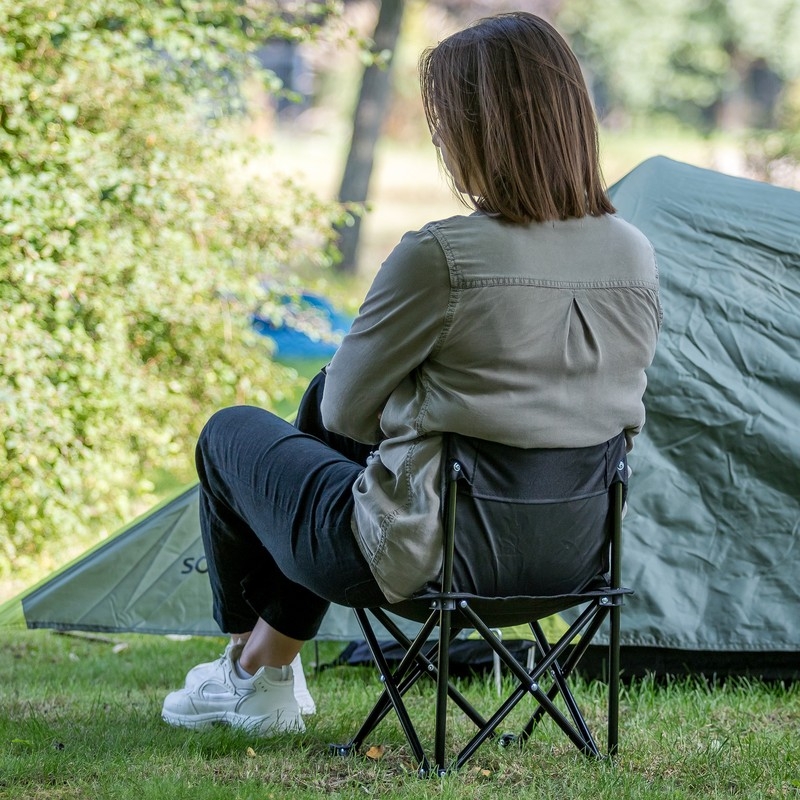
[436, 432, 627, 599]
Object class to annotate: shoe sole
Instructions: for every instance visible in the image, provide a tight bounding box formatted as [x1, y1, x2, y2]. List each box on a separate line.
[161, 709, 305, 736]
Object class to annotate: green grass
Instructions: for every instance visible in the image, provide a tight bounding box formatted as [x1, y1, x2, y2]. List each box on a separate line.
[1, 630, 798, 799]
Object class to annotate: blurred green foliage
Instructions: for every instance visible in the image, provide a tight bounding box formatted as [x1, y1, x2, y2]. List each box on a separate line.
[0, 0, 346, 576]
[558, 0, 800, 130]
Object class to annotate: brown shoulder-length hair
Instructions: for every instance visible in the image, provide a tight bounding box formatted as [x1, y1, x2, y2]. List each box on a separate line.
[420, 12, 615, 223]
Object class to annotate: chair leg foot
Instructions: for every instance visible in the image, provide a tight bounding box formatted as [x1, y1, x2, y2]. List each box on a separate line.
[415, 763, 448, 779]
[329, 743, 357, 758]
[498, 732, 518, 749]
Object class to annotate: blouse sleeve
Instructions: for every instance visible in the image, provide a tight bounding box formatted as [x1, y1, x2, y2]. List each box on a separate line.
[320, 226, 451, 444]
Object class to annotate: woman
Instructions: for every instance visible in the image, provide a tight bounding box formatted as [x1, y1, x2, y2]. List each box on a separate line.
[162, 11, 661, 736]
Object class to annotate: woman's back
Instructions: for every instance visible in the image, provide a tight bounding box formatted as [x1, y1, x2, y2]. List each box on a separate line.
[381, 211, 661, 451]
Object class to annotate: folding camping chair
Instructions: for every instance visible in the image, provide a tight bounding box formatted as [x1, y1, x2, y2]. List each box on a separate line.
[331, 432, 631, 776]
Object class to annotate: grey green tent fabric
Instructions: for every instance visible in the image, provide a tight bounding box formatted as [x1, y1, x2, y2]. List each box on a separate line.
[2, 157, 799, 675]
[1, 484, 219, 637]
[604, 157, 800, 676]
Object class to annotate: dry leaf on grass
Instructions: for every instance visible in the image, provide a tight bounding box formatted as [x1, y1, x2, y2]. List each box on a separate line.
[365, 745, 386, 760]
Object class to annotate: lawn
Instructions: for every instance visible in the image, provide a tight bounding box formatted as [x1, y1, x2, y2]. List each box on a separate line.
[1, 629, 798, 799]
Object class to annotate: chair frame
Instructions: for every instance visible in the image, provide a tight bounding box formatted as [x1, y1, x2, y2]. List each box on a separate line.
[332, 456, 630, 777]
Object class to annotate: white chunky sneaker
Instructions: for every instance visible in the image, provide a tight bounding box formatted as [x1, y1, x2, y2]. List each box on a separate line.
[183, 642, 244, 690]
[182, 644, 316, 715]
[162, 650, 305, 736]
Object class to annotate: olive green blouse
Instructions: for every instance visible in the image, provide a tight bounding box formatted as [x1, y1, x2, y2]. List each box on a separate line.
[322, 212, 662, 602]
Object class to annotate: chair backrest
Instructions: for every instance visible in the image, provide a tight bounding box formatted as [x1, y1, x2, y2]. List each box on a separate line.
[441, 432, 628, 599]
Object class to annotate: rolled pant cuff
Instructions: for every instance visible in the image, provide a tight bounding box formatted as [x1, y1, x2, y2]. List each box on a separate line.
[241, 571, 328, 641]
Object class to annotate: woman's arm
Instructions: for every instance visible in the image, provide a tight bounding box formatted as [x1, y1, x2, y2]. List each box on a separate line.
[321, 227, 451, 444]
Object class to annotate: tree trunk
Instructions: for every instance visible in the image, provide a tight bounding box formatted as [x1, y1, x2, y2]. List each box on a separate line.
[334, 0, 405, 273]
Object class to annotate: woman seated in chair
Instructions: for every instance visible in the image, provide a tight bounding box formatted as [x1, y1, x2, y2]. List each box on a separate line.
[162, 11, 662, 736]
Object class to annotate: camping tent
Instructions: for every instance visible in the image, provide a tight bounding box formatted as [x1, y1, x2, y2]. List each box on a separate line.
[601, 157, 800, 677]
[2, 157, 799, 677]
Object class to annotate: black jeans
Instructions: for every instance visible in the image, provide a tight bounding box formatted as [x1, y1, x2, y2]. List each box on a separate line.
[195, 371, 386, 641]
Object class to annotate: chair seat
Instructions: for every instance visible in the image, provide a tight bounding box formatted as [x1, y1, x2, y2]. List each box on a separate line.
[390, 586, 633, 627]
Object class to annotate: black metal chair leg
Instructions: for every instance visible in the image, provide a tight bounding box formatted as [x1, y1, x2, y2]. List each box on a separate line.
[369, 608, 491, 731]
[608, 602, 621, 756]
